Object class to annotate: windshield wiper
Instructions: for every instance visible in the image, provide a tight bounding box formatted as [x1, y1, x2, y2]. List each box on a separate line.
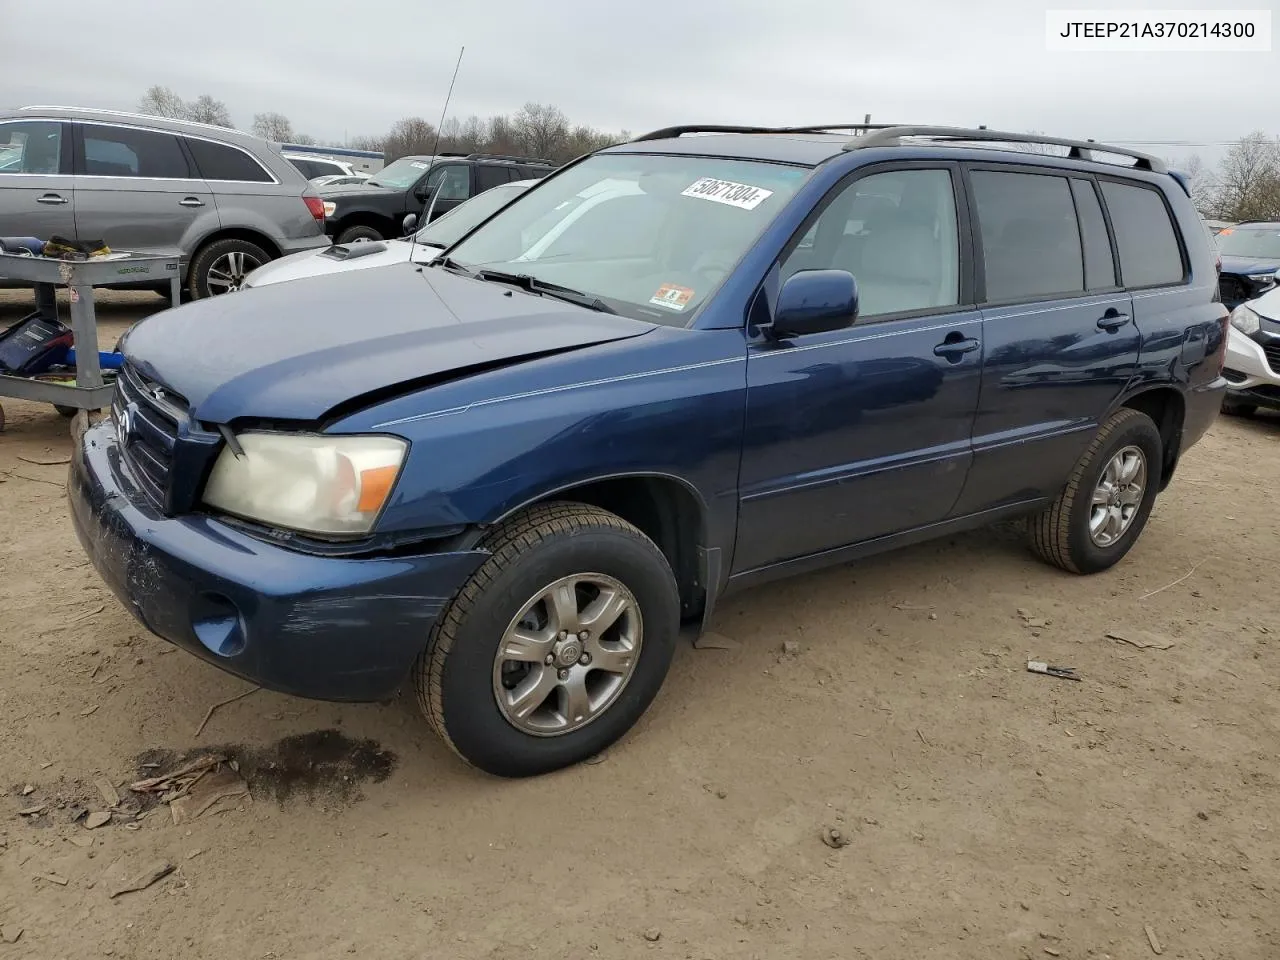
[428, 255, 474, 276]
[473, 269, 618, 314]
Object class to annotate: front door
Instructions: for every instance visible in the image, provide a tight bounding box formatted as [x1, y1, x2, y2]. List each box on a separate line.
[734, 165, 983, 574]
[417, 162, 472, 222]
[70, 121, 216, 260]
[0, 118, 76, 243]
[951, 168, 1141, 516]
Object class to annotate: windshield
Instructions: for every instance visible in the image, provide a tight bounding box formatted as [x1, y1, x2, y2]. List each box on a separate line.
[443, 153, 811, 325]
[368, 156, 434, 189]
[415, 181, 530, 247]
[1217, 225, 1280, 260]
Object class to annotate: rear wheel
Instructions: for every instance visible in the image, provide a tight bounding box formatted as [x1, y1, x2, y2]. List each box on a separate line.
[414, 502, 680, 778]
[335, 224, 384, 245]
[1029, 408, 1163, 575]
[188, 238, 270, 299]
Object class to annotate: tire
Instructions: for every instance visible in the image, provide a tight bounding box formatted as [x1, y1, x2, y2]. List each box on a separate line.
[188, 238, 271, 299]
[1222, 398, 1257, 418]
[335, 225, 384, 245]
[54, 405, 77, 419]
[1029, 408, 1163, 575]
[415, 501, 680, 778]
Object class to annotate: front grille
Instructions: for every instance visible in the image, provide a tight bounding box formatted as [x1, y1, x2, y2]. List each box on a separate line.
[113, 363, 189, 505]
[1266, 344, 1280, 375]
[1218, 276, 1247, 306]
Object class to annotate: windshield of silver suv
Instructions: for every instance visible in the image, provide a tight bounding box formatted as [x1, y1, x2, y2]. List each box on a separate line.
[366, 156, 436, 189]
[1216, 224, 1280, 259]
[441, 153, 811, 325]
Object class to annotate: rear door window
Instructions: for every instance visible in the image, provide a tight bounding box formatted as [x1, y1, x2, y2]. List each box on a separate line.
[1098, 180, 1186, 288]
[475, 165, 511, 192]
[78, 124, 191, 178]
[970, 169, 1084, 302]
[184, 137, 274, 183]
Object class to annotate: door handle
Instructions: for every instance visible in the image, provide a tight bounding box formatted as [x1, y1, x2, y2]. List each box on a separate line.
[178, 197, 205, 207]
[933, 336, 980, 360]
[1096, 309, 1131, 331]
[36, 194, 69, 205]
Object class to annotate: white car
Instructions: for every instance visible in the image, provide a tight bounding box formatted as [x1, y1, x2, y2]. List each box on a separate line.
[282, 153, 357, 181]
[1223, 284, 1280, 416]
[243, 179, 537, 289]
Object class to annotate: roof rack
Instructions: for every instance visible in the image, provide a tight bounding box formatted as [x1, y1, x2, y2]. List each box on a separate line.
[630, 123, 905, 142]
[464, 152, 557, 165]
[843, 125, 1167, 173]
[19, 104, 249, 137]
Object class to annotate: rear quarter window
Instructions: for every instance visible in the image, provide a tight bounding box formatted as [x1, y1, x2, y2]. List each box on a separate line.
[184, 137, 275, 183]
[1098, 180, 1186, 288]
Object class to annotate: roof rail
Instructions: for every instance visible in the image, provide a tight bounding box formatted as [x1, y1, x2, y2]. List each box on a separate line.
[19, 104, 249, 137]
[630, 123, 903, 142]
[842, 125, 1167, 173]
[464, 152, 558, 165]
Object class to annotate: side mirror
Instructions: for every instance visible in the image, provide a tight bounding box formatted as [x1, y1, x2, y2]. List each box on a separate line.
[402, 213, 418, 236]
[769, 269, 858, 338]
[414, 183, 433, 203]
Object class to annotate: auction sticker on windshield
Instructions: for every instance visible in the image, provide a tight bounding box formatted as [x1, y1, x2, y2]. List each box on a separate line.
[649, 283, 695, 311]
[681, 177, 774, 210]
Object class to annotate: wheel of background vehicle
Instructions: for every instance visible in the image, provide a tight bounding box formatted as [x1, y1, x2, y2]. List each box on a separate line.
[335, 225, 384, 245]
[1221, 398, 1257, 417]
[1029, 407, 1163, 575]
[414, 501, 681, 778]
[188, 238, 270, 299]
[54, 405, 76, 419]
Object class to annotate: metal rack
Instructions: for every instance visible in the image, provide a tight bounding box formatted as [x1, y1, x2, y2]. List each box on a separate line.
[0, 251, 180, 420]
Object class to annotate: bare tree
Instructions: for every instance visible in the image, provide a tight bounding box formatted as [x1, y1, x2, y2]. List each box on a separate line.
[383, 117, 437, 161]
[252, 112, 295, 142]
[512, 102, 570, 159]
[187, 94, 233, 127]
[1213, 132, 1280, 222]
[292, 133, 318, 146]
[138, 85, 189, 120]
[346, 134, 386, 153]
[1176, 154, 1218, 218]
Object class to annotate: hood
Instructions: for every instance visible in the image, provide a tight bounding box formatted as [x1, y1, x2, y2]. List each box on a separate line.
[1218, 255, 1280, 277]
[122, 263, 656, 424]
[243, 239, 434, 288]
[1246, 284, 1280, 321]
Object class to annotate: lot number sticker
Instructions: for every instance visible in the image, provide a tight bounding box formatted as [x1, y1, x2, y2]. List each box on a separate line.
[649, 283, 695, 311]
[681, 177, 773, 210]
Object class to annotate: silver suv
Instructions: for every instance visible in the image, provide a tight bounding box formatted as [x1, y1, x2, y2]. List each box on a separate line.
[0, 106, 330, 298]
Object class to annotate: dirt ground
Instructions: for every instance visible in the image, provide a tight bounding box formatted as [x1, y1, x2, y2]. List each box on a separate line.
[1, 289, 1277, 960]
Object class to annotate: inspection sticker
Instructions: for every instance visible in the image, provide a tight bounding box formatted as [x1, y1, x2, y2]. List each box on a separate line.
[681, 177, 773, 210]
[649, 283, 695, 311]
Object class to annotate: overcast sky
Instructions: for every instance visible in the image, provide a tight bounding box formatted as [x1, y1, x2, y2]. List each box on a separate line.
[1, 0, 1273, 167]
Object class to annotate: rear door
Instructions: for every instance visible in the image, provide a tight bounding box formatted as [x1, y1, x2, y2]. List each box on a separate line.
[951, 166, 1137, 516]
[71, 121, 216, 262]
[0, 118, 76, 241]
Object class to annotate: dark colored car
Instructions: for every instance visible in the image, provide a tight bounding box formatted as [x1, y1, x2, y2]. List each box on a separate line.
[70, 124, 1228, 778]
[319, 152, 556, 244]
[1213, 221, 1280, 308]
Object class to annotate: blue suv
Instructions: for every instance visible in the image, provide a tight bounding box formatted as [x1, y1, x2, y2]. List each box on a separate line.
[69, 124, 1228, 777]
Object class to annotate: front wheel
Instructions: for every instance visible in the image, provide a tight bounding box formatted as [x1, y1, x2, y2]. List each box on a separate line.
[188, 238, 271, 299]
[1029, 408, 1163, 575]
[1222, 397, 1257, 418]
[335, 225, 384, 245]
[414, 502, 680, 777]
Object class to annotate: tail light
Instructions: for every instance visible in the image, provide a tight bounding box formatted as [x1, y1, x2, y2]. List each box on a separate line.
[302, 195, 325, 222]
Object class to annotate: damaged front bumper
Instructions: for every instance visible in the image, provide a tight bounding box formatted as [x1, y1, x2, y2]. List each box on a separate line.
[68, 418, 486, 702]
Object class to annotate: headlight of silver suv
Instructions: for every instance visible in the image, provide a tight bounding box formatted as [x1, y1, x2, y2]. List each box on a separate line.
[1229, 304, 1261, 336]
[202, 432, 407, 537]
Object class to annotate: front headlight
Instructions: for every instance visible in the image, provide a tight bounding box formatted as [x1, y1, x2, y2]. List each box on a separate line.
[202, 432, 407, 537]
[1229, 304, 1261, 336]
